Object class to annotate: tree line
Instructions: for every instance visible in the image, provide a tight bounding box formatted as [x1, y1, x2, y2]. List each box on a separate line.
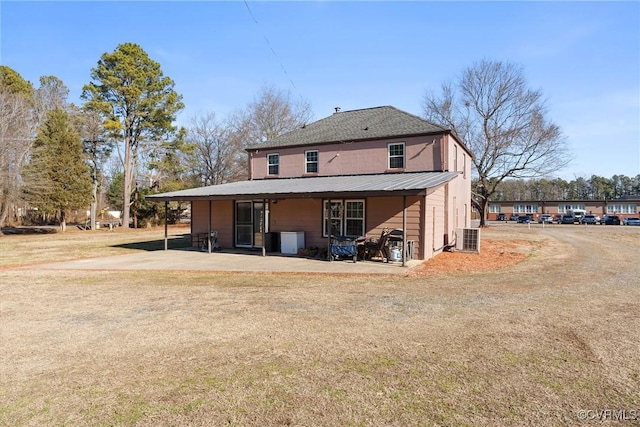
[490, 175, 640, 202]
[3, 46, 609, 230]
[0, 43, 311, 230]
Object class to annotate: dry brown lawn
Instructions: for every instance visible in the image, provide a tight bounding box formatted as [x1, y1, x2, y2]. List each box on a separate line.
[1, 224, 639, 426]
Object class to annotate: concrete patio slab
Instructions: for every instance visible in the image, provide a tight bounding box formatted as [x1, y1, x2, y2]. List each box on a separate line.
[30, 248, 421, 275]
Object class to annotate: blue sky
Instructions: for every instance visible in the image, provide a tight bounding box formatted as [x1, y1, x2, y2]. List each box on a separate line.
[1, 1, 638, 180]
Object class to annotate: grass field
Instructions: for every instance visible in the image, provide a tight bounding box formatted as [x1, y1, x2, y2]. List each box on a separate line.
[1, 224, 639, 426]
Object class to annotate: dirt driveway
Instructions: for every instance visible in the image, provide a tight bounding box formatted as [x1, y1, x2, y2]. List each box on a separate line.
[1, 224, 638, 426]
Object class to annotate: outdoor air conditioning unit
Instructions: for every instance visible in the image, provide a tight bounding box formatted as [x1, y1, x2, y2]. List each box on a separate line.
[455, 228, 481, 253]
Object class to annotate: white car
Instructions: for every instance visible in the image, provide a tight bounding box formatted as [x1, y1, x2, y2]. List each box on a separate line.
[538, 214, 553, 224]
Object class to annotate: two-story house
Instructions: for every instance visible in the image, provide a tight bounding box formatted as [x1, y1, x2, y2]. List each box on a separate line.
[148, 106, 472, 261]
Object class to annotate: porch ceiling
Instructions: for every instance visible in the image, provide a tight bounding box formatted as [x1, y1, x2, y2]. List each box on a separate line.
[145, 171, 461, 202]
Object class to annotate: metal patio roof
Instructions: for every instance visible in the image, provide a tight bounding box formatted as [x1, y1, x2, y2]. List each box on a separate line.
[146, 171, 461, 202]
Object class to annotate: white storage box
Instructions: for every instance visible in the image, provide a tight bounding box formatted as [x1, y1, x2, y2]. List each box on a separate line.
[280, 231, 305, 254]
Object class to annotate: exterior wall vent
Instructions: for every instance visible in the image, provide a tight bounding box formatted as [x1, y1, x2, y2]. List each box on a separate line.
[455, 228, 480, 253]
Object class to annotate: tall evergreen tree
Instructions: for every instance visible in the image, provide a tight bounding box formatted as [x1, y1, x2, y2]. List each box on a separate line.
[23, 108, 91, 231]
[0, 66, 34, 99]
[82, 42, 184, 228]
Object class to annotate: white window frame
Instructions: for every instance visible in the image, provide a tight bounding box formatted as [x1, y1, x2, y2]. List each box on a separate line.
[558, 204, 586, 213]
[267, 153, 279, 175]
[323, 200, 365, 237]
[344, 200, 365, 236]
[607, 204, 637, 214]
[489, 204, 502, 213]
[388, 142, 405, 169]
[513, 204, 538, 214]
[305, 150, 319, 174]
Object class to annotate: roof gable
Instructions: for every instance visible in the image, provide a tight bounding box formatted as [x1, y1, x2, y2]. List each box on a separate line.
[246, 106, 449, 150]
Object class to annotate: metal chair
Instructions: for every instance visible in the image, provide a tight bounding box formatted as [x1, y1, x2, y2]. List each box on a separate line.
[364, 228, 391, 262]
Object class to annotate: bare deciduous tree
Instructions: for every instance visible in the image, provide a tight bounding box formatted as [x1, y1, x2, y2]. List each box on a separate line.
[231, 85, 314, 145]
[33, 76, 69, 126]
[422, 60, 571, 226]
[72, 107, 113, 230]
[0, 92, 36, 227]
[186, 113, 245, 186]
[228, 85, 313, 177]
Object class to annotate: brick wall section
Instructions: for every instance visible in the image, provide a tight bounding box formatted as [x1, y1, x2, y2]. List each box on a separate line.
[191, 200, 234, 248]
[250, 135, 444, 179]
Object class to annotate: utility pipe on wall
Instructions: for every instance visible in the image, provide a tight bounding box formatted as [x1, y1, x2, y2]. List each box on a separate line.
[164, 201, 168, 251]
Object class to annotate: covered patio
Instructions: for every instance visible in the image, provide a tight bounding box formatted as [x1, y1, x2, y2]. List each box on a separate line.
[146, 171, 461, 266]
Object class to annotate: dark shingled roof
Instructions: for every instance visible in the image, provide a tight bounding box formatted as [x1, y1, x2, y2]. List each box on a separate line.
[246, 106, 449, 150]
[146, 171, 461, 202]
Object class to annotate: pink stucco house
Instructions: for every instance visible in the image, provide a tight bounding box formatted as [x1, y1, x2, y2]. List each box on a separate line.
[148, 106, 472, 262]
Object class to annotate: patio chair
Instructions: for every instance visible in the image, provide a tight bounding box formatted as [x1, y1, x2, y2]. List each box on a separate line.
[364, 228, 391, 262]
[200, 231, 219, 252]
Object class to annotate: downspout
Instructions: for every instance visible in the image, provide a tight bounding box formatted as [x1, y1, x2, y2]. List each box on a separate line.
[444, 182, 449, 247]
[441, 135, 447, 172]
[402, 196, 407, 267]
[262, 198, 266, 257]
[164, 201, 168, 251]
[207, 200, 212, 254]
[249, 151, 254, 180]
[324, 198, 331, 261]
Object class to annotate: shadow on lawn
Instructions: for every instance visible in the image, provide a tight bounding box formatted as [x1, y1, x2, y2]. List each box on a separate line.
[111, 234, 192, 251]
[1, 226, 58, 235]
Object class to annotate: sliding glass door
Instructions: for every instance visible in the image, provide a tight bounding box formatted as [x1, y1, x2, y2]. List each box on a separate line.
[253, 201, 264, 248]
[236, 201, 253, 247]
[235, 201, 267, 248]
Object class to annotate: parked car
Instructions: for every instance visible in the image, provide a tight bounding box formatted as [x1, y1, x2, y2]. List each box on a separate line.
[538, 214, 553, 224]
[517, 215, 531, 223]
[509, 214, 519, 221]
[496, 213, 506, 221]
[572, 213, 585, 224]
[560, 214, 575, 224]
[580, 215, 598, 225]
[600, 215, 621, 225]
[623, 217, 640, 226]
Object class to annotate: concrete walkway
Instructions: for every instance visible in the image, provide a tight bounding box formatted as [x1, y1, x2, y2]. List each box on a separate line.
[32, 248, 421, 275]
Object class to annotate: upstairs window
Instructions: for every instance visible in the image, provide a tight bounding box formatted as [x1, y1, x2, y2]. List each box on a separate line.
[267, 153, 279, 175]
[388, 142, 405, 169]
[305, 150, 318, 174]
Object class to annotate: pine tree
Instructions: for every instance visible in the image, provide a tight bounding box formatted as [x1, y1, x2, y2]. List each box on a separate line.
[23, 108, 91, 231]
[82, 42, 184, 228]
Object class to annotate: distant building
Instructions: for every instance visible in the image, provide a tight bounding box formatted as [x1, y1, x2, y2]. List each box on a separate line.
[487, 196, 639, 221]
